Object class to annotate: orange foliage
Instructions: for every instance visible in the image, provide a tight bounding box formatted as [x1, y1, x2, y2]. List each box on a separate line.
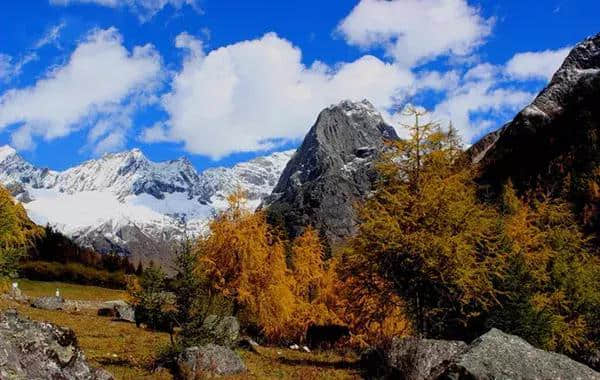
[196, 191, 338, 342]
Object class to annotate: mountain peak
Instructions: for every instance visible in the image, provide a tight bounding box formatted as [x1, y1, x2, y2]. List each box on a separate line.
[0, 145, 17, 162]
[266, 102, 398, 243]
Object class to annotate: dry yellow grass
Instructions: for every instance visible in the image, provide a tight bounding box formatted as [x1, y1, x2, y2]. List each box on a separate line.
[0, 280, 361, 380]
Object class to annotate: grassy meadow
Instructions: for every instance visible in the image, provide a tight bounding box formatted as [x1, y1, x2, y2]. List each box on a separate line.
[0, 280, 360, 380]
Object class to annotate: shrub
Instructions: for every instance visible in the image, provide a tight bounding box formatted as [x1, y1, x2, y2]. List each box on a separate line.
[19, 261, 127, 289]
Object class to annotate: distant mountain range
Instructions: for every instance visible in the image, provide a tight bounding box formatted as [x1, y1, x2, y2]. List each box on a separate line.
[2, 32, 600, 266]
[0, 144, 293, 265]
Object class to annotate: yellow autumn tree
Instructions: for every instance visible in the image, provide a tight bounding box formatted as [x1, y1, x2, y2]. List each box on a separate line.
[0, 186, 40, 288]
[340, 107, 505, 340]
[287, 227, 340, 340]
[195, 190, 295, 341]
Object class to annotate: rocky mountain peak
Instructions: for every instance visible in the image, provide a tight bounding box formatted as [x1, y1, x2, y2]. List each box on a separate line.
[469, 33, 600, 227]
[265, 100, 398, 243]
[0, 145, 17, 162]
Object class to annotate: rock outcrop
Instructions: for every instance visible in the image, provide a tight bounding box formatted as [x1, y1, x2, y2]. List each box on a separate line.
[438, 328, 600, 380]
[470, 33, 600, 224]
[31, 295, 65, 310]
[177, 344, 246, 378]
[202, 315, 240, 348]
[0, 309, 112, 379]
[265, 99, 398, 244]
[97, 300, 135, 323]
[367, 328, 599, 380]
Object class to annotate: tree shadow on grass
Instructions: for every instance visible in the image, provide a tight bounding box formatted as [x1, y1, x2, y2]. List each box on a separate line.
[277, 356, 360, 370]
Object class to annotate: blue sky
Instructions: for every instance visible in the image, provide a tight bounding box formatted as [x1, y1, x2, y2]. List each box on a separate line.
[0, 0, 598, 172]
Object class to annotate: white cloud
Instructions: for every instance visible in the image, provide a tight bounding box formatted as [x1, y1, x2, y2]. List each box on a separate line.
[0, 54, 13, 82]
[35, 21, 66, 49]
[151, 32, 416, 159]
[336, 0, 493, 67]
[0, 27, 162, 152]
[0, 53, 39, 83]
[49, 0, 200, 21]
[505, 46, 572, 81]
[432, 72, 534, 142]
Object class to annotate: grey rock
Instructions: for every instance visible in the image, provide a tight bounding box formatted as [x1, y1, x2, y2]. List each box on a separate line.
[6, 284, 28, 303]
[4, 181, 33, 203]
[385, 337, 467, 380]
[177, 344, 246, 378]
[438, 328, 600, 380]
[92, 368, 115, 380]
[0, 309, 112, 379]
[31, 296, 65, 310]
[98, 300, 135, 323]
[202, 315, 240, 348]
[265, 99, 398, 244]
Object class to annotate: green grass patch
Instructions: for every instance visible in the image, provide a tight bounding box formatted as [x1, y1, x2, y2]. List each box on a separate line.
[17, 279, 126, 301]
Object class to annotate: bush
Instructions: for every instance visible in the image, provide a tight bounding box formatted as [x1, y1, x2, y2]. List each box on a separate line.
[19, 261, 128, 289]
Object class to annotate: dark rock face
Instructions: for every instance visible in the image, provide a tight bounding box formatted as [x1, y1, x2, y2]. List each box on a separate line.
[0, 309, 112, 379]
[265, 99, 398, 244]
[31, 296, 65, 310]
[438, 328, 600, 380]
[471, 33, 600, 224]
[177, 344, 246, 378]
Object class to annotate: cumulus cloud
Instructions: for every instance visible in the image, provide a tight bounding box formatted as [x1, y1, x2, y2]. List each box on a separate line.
[432, 68, 534, 141]
[49, 0, 200, 21]
[0, 27, 162, 152]
[149, 32, 417, 159]
[505, 46, 572, 81]
[336, 0, 493, 67]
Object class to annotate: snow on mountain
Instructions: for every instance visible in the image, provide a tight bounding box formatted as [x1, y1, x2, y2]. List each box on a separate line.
[0, 145, 295, 265]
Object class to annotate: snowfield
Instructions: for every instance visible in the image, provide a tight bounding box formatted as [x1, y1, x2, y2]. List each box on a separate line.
[0, 145, 294, 261]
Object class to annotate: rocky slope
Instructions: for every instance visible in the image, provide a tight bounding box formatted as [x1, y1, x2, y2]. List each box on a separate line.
[471, 33, 600, 224]
[264, 99, 398, 245]
[0, 145, 293, 265]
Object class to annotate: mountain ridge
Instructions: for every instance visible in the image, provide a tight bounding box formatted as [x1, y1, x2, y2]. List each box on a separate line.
[0, 143, 295, 265]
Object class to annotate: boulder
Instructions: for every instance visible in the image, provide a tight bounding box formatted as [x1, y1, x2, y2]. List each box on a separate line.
[438, 328, 600, 380]
[387, 337, 467, 380]
[31, 295, 65, 310]
[177, 344, 246, 378]
[368, 329, 599, 379]
[6, 283, 28, 303]
[202, 315, 240, 347]
[98, 300, 135, 323]
[0, 309, 113, 379]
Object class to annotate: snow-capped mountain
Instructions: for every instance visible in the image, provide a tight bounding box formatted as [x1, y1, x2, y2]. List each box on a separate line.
[0, 144, 294, 265]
